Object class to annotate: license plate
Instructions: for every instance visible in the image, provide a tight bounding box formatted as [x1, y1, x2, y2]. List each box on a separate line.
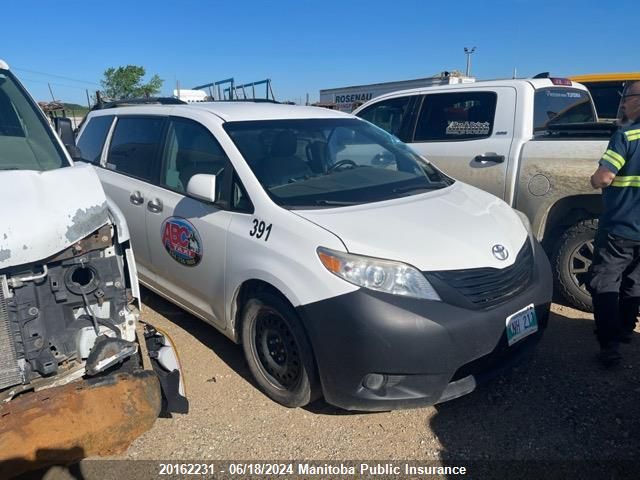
[506, 304, 538, 346]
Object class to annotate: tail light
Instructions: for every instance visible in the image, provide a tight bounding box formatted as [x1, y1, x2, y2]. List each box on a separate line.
[550, 78, 572, 86]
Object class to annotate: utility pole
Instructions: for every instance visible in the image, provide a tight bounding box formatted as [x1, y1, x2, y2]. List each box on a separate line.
[464, 47, 476, 77]
[47, 83, 56, 101]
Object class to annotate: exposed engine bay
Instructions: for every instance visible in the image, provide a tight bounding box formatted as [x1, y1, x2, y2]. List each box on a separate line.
[0, 224, 140, 402]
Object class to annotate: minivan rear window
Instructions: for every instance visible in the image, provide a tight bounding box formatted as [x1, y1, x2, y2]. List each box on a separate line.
[533, 88, 595, 133]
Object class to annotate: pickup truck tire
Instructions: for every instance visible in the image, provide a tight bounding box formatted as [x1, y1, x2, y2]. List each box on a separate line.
[241, 292, 320, 408]
[552, 219, 597, 312]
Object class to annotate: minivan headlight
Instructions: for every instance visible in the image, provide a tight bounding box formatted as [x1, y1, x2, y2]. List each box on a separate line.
[317, 247, 441, 300]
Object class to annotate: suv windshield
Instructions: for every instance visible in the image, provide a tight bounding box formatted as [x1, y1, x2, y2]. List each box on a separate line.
[0, 69, 68, 171]
[224, 118, 451, 208]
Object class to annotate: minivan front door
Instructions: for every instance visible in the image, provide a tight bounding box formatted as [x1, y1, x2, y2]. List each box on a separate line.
[144, 117, 232, 329]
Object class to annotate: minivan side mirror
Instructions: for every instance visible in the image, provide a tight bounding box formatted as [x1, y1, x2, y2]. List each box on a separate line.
[53, 117, 76, 148]
[186, 174, 217, 203]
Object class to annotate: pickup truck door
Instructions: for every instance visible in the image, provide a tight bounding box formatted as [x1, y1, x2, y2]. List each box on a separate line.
[408, 87, 517, 199]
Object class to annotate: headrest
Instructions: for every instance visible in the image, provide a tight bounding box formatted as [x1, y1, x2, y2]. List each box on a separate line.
[271, 130, 297, 157]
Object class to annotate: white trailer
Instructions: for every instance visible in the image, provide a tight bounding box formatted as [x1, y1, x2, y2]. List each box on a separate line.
[320, 72, 475, 112]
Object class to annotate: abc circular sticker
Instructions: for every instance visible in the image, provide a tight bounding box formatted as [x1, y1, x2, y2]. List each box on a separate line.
[161, 217, 203, 267]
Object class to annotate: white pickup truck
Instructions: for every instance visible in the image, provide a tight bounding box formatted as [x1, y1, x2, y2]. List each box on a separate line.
[354, 77, 614, 311]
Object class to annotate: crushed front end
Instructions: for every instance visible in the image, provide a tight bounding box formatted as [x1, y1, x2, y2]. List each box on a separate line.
[0, 203, 186, 476]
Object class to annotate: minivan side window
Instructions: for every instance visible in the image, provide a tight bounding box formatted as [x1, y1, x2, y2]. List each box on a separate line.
[106, 117, 164, 182]
[413, 92, 497, 142]
[357, 96, 413, 140]
[231, 173, 253, 213]
[161, 117, 229, 195]
[77, 115, 113, 164]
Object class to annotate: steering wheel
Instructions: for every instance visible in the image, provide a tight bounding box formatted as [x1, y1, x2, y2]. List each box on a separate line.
[328, 159, 357, 172]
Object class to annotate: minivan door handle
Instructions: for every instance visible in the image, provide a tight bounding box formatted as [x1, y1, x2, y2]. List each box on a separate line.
[474, 154, 505, 164]
[147, 198, 163, 213]
[129, 191, 144, 205]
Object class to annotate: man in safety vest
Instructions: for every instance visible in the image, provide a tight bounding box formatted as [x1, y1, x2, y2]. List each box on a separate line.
[589, 80, 640, 367]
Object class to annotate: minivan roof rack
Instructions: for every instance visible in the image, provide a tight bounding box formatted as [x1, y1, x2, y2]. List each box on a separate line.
[92, 97, 187, 110]
[206, 98, 280, 104]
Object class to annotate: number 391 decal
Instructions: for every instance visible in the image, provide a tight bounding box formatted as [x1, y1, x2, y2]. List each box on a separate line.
[249, 219, 272, 241]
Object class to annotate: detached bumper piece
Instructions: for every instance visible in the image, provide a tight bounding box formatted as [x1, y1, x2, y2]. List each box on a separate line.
[0, 370, 161, 479]
[144, 324, 189, 415]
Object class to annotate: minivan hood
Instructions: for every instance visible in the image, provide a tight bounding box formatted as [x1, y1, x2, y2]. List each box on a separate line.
[294, 182, 528, 271]
[0, 164, 109, 270]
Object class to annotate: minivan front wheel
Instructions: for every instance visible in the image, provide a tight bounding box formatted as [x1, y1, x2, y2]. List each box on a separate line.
[241, 292, 320, 407]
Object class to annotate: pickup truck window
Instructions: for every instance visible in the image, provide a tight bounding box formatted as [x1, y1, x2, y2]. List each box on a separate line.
[413, 91, 497, 142]
[0, 70, 68, 171]
[106, 116, 164, 182]
[77, 115, 113, 164]
[162, 116, 228, 194]
[357, 96, 414, 140]
[580, 82, 622, 120]
[533, 88, 595, 133]
[225, 118, 451, 208]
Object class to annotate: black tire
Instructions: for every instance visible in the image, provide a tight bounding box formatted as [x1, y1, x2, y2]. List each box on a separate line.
[241, 291, 320, 407]
[551, 219, 597, 312]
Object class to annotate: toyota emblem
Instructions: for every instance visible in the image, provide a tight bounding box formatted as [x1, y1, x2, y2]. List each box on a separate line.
[492, 244, 509, 261]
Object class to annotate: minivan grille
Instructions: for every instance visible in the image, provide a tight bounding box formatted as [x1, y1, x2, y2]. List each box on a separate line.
[427, 241, 534, 309]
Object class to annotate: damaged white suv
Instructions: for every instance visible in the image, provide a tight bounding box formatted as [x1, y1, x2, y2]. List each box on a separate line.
[0, 59, 186, 476]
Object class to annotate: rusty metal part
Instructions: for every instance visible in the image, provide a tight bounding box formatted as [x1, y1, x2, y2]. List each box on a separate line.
[46, 225, 114, 263]
[136, 322, 152, 371]
[0, 370, 160, 479]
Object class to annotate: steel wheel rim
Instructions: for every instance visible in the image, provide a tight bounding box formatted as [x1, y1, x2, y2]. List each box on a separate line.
[253, 308, 301, 390]
[569, 238, 594, 295]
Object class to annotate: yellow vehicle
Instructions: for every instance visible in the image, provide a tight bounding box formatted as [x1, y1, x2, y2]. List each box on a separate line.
[570, 73, 640, 122]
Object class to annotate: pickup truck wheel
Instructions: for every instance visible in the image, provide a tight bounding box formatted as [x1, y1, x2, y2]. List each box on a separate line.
[241, 292, 320, 407]
[551, 220, 597, 312]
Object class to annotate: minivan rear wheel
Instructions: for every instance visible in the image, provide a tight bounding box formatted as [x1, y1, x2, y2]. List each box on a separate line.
[241, 292, 320, 407]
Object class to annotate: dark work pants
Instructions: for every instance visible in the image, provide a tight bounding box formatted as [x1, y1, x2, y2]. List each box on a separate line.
[587, 231, 640, 347]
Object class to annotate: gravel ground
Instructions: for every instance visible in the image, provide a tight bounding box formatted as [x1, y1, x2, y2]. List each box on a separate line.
[112, 288, 640, 464]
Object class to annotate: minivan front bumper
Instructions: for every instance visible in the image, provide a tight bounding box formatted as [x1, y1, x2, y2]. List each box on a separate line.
[297, 241, 552, 411]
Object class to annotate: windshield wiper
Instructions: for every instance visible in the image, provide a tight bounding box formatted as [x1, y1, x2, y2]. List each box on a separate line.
[392, 185, 439, 194]
[313, 199, 361, 206]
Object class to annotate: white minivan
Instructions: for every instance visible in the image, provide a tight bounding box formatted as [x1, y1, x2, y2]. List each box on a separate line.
[76, 101, 552, 410]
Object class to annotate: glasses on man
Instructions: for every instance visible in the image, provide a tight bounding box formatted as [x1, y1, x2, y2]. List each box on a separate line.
[621, 94, 640, 102]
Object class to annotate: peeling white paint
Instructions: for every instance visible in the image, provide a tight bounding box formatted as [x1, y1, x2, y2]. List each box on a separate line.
[0, 164, 109, 269]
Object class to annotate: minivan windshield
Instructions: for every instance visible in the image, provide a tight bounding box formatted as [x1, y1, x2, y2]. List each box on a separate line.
[0, 69, 68, 171]
[224, 118, 452, 208]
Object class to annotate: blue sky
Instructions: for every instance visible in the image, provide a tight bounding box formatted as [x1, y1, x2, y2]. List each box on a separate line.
[3, 0, 636, 105]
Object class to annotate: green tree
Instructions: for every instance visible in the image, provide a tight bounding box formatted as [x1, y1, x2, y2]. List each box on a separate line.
[100, 65, 163, 99]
